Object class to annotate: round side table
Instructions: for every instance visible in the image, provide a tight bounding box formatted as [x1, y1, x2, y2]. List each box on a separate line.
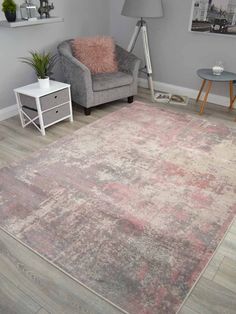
[196, 68, 236, 115]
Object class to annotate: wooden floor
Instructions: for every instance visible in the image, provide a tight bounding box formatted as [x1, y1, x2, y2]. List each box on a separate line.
[0, 88, 236, 314]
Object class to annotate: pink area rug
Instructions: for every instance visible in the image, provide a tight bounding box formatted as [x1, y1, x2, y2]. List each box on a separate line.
[0, 102, 236, 314]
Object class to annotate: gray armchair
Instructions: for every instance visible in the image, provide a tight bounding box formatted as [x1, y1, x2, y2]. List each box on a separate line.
[57, 40, 141, 115]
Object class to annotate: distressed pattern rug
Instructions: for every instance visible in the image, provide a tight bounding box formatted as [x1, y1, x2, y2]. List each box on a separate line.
[0, 102, 236, 314]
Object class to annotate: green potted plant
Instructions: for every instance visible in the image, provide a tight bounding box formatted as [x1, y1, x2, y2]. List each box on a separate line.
[20, 51, 57, 89]
[2, 0, 17, 22]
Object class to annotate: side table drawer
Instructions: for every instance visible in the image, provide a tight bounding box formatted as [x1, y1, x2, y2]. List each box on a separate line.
[43, 103, 71, 126]
[40, 89, 69, 111]
[19, 94, 37, 109]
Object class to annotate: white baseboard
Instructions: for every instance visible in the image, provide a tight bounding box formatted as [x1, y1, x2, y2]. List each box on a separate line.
[138, 78, 229, 108]
[0, 80, 230, 122]
[0, 104, 18, 122]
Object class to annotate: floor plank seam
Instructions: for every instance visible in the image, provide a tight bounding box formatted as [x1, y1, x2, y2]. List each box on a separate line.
[0, 271, 44, 312]
[211, 255, 226, 282]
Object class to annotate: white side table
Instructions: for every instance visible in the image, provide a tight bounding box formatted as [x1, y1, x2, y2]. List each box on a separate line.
[14, 80, 73, 136]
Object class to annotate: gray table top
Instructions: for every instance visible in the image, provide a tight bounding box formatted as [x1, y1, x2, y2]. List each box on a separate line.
[197, 68, 236, 82]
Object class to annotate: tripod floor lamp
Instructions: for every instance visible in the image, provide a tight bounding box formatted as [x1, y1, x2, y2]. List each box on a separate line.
[121, 0, 163, 101]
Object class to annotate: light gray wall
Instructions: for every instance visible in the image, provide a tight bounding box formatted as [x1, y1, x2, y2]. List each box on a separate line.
[0, 0, 110, 110]
[2, 0, 236, 111]
[110, 0, 236, 96]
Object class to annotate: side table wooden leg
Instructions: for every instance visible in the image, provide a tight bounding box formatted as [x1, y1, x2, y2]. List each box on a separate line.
[229, 81, 236, 110]
[196, 79, 206, 103]
[199, 80, 212, 115]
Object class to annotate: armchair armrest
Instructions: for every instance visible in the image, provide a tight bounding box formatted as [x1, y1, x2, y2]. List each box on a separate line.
[116, 45, 141, 78]
[57, 40, 93, 106]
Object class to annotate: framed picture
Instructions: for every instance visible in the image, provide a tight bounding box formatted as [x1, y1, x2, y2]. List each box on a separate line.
[189, 0, 236, 36]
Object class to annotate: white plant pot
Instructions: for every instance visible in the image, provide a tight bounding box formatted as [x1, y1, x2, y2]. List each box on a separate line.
[38, 77, 50, 89]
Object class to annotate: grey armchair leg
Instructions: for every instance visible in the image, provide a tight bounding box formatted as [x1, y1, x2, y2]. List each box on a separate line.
[84, 108, 91, 116]
[128, 96, 134, 104]
[84, 107, 91, 116]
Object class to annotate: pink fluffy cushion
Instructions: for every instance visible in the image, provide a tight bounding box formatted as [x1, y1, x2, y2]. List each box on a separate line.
[72, 36, 118, 74]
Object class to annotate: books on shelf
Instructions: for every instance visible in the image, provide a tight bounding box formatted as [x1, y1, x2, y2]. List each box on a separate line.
[155, 92, 189, 106]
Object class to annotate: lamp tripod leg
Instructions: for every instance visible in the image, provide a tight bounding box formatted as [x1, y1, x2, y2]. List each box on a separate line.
[127, 22, 142, 53]
[141, 23, 156, 101]
[128, 19, 157, 102]
[148, 74, 155, 99]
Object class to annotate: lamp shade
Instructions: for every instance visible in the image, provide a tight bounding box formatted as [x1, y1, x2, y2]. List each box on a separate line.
[121, 0, 163, 18]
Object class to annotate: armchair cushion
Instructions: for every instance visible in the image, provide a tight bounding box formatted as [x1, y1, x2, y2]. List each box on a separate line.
[92, 71, 133, 92]
[72, 36, 118, 74]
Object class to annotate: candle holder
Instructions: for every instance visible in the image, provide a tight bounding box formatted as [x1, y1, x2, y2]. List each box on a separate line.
[212, 61, 224, 76]
[20, 0, 37, 21]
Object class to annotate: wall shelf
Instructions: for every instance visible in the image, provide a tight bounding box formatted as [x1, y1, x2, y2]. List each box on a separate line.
[0, 17, 63, 28]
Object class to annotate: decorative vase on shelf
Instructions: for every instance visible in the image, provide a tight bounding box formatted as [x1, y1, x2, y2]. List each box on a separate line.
[2, 0, 17, 22]
[5, 10, 16, 22]
[38, 77, 50, 89]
